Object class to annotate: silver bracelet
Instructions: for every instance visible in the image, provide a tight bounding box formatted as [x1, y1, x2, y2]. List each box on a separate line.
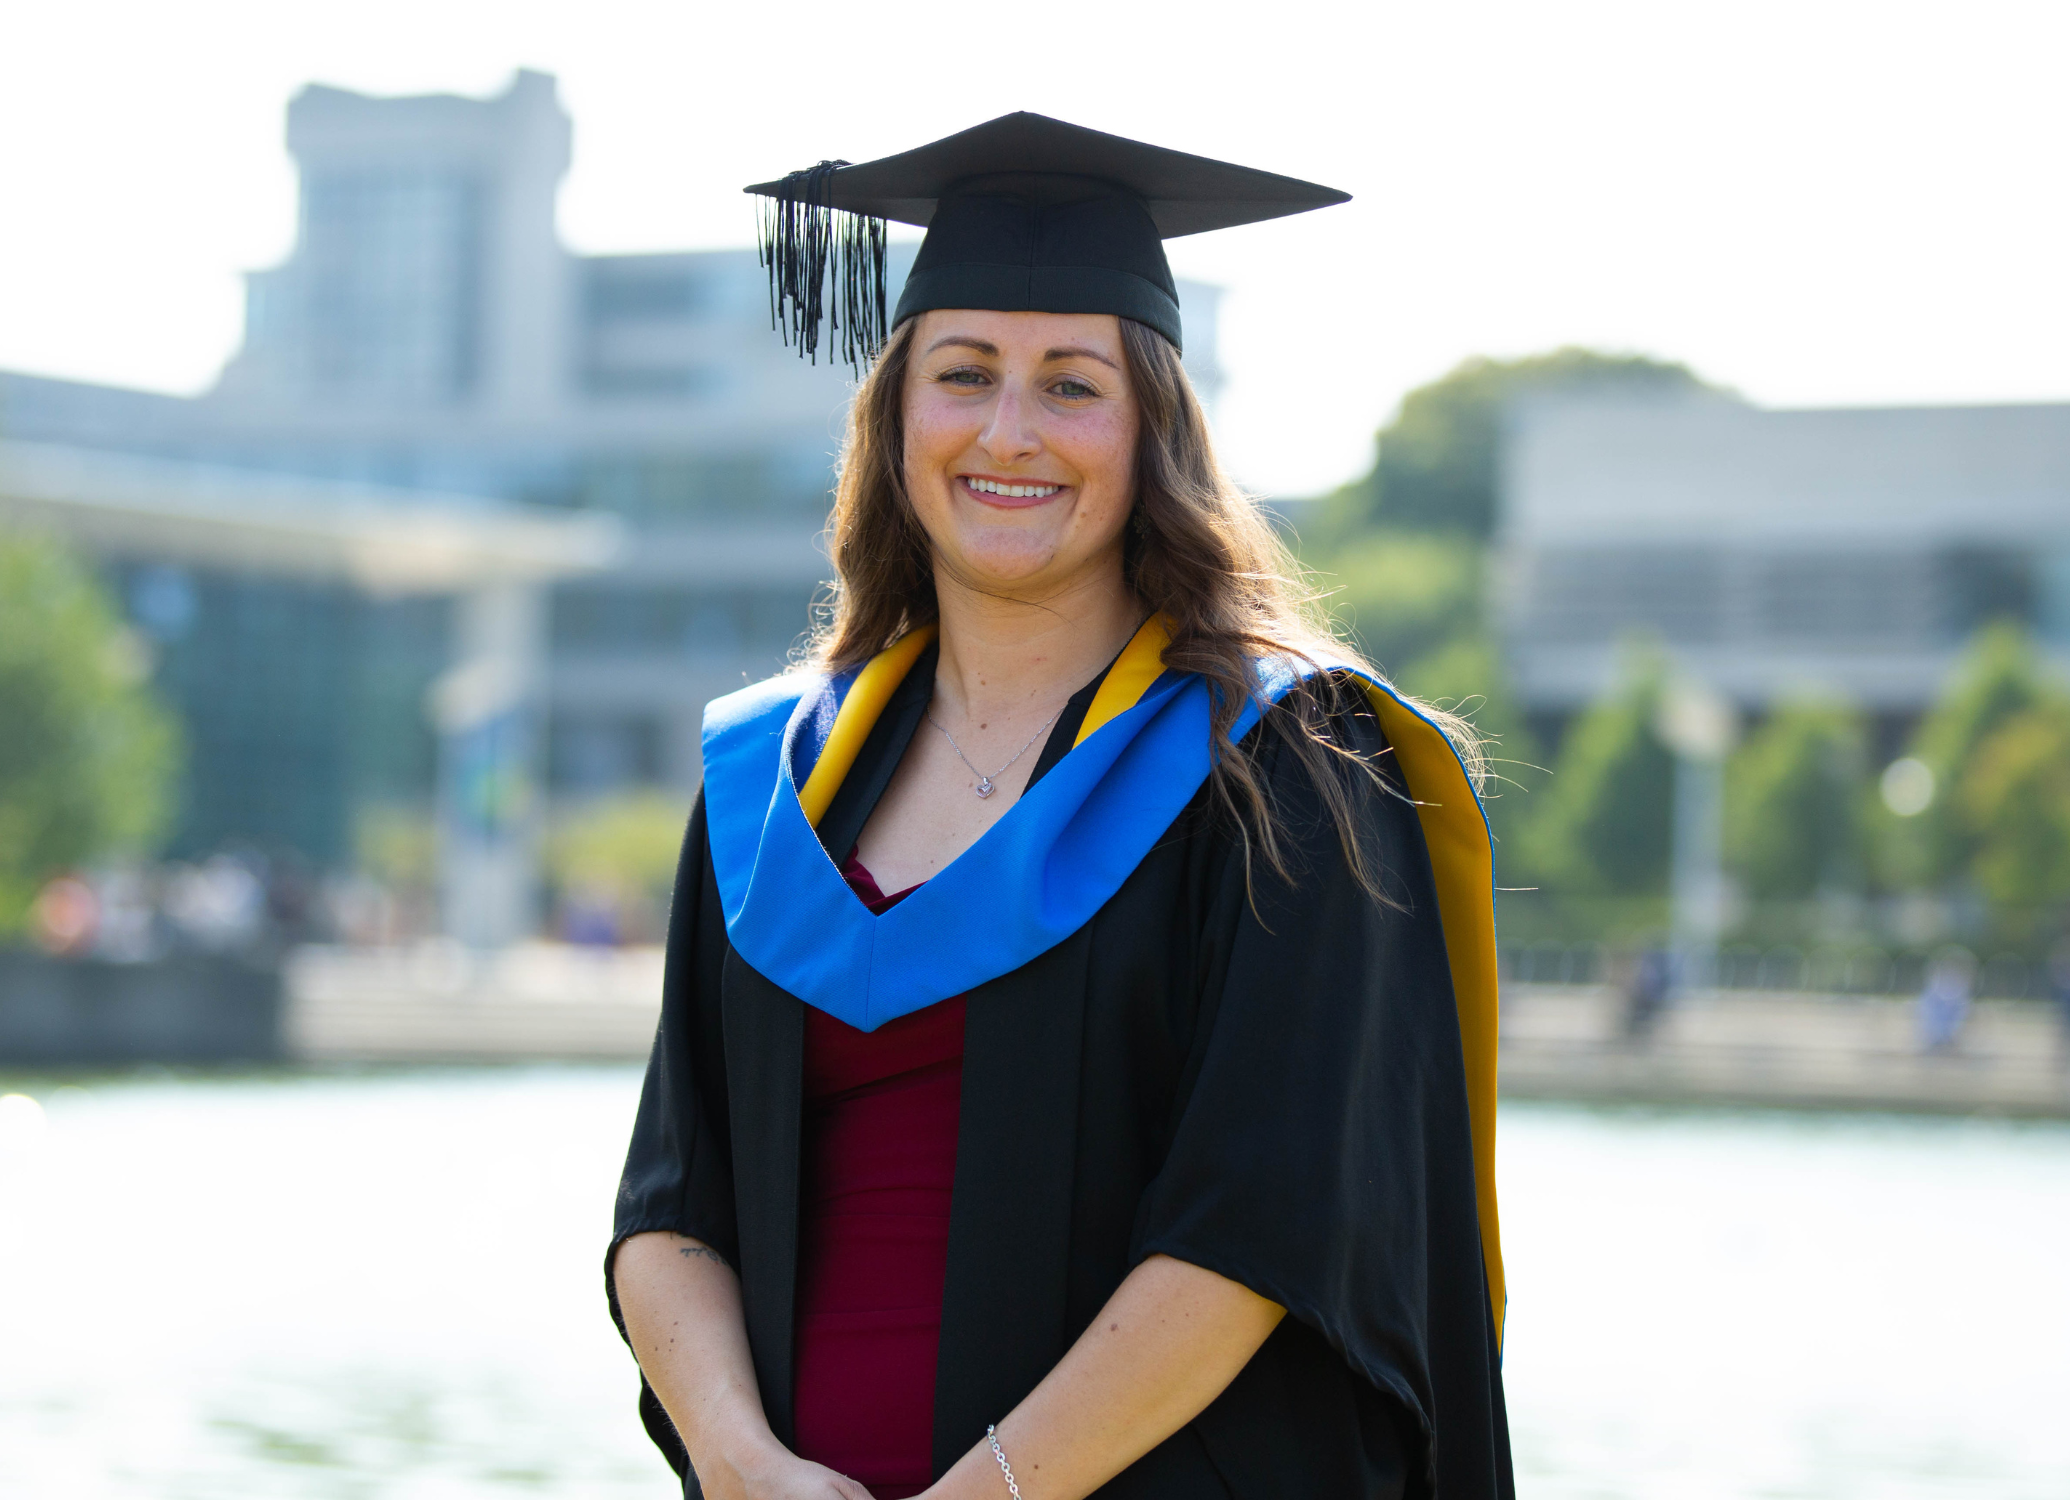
[985, 1423, 1024, 1498]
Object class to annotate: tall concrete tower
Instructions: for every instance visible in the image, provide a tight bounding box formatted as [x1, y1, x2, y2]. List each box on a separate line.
[221, 70, 572, 417]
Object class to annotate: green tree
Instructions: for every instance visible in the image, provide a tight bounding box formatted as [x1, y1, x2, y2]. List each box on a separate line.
[1956, 702, 2070, 927]
[0, 533, 181, 932]
[1390, 634, 1547, 864]
[1305, 529, 1548, 864]
[1333, 347, 1715, 537]
[1521, 654, 1675, 897]
[1319, 528, 1483, 675]
[546, 790, 692, 910]
[354, 803, 439, 893]
[1880, 624, 2056, 889]
[1725, 702, 1867, 899]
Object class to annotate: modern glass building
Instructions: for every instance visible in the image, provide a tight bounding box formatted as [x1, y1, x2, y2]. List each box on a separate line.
[1497, 395, 2070, 733]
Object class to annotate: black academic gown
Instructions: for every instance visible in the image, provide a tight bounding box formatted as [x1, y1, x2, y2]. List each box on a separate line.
[609, 650, 1513, 1499]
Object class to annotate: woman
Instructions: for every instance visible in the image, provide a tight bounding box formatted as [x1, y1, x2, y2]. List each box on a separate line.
[609, 114, 1512, 1500]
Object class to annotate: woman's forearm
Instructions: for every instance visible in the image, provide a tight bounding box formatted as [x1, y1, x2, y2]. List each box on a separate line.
[613, 1231, 787, 1490]
[924, 1253, 1285, 1500]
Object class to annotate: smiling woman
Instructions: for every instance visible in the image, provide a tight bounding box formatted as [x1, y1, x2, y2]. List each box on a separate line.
[828, 308, 1146, 890]
[901, 313, 1139, 635]
[606, 114, 1510, 1500]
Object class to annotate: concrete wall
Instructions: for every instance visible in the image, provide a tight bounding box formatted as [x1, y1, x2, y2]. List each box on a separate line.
[0, 954, 282, 1064]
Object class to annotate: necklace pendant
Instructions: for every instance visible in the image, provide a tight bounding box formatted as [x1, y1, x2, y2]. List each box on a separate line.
[975, 776, 996, 799]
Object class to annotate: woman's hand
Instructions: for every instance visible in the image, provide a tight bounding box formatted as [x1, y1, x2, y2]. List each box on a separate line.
[917, 1254, 1283, 1500]
[615, 1233, 876, 1500]
[694, 1441, 876, 1500]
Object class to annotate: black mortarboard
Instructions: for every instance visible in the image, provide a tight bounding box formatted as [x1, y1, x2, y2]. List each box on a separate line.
[745, 112, 1350, 369]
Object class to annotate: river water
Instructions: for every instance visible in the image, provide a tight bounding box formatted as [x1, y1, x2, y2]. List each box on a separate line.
[1, 1067, 2064, 1499]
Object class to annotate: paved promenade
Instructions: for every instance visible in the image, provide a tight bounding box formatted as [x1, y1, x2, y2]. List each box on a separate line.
[285, 943, 665, 1063]
[1501, 982, 2070, 1117]
[283, 947, 2070, 1116]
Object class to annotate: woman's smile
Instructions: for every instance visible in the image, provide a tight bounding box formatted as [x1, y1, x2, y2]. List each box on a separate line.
[898, 308, 1138, 593]
[959, 474, 1068, 507]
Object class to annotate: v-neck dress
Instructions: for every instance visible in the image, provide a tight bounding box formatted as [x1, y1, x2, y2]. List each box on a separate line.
[792, 854, 965, 1497]
[787, 649, 1106, 1495]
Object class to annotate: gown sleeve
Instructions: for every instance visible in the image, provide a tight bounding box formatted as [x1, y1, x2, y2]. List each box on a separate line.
[604, 795, 737, 1482]
[1130, 704, 1512, 1499]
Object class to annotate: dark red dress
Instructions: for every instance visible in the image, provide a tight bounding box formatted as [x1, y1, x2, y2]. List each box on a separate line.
[792, 853, 964, 1498]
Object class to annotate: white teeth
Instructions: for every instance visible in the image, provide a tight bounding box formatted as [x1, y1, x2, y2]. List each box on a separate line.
[967, 478, 1061, 498]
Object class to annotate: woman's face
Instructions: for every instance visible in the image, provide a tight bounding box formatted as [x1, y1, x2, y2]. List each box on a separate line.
[902, 309, 1139, 598]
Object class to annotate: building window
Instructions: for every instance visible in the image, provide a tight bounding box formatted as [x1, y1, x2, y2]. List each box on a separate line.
[1525, 547, 1726, 645]
[583, 365, 724, 400]
[550, 584, 808, 656]
[547, 714, 667, 793]
[575, 452, 815, 518]
[299, 169, 484, 401]
[1937, 547, 2037, 637]
[1754, 553, 1938, 646]
[585, 262, 713, 322]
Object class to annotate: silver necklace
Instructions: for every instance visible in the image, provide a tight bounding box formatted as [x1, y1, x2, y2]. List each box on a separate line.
[925, 706, 1062, 799]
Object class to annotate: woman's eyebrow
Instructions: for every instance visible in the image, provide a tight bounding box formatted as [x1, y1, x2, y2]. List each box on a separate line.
[923, 335, 1119, 372]
[1044, 345, 1120, 371]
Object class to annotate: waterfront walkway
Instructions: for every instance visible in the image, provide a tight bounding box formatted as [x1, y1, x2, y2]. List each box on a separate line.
[282, 947, 2070, 1117]
[285, 943, 664, 1063]
[1502, 983, 2070, 1117]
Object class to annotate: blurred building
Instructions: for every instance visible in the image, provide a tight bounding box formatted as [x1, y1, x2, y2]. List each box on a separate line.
[0, 439, 615, 945]
[0, 70, 1227, 892]
[1498, 396, 2070, 731]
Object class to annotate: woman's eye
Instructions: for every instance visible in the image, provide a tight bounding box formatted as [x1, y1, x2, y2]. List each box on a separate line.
[939, 367, 989, 386]
[1051, 378, 1097, 399]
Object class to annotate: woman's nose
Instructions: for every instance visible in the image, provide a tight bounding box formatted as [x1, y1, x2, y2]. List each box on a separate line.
[977, 384, 1041, 465]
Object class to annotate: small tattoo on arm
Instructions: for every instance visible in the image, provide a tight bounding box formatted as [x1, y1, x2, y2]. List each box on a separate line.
[674, 1242, 728, 1266]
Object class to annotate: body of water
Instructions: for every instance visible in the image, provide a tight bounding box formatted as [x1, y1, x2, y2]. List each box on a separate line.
[1, 1067, 2065, 1498]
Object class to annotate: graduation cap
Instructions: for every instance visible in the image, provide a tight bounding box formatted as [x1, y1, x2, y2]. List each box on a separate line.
[745, 112, 1350, 369]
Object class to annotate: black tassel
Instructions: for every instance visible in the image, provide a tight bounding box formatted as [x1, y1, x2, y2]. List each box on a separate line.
[758, 161, 889, 373]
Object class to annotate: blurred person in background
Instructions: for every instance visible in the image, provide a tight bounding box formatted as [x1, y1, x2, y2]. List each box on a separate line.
[2049, 939, 2070, 1068]
[1618, 944, 1672, 1041]
[606, 118, 1513, 1500]
[29, 874, 100, 956]
[88, 866, 161, 961]
[161, 853, 267, 953]
[1916, 946, 1976, 1055]
[563, 881, 624, 948]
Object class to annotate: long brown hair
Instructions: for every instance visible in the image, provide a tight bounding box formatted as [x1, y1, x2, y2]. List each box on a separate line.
[809, 315, 1484, 894]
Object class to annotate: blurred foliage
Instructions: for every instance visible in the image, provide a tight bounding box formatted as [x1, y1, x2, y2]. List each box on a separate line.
[1306, 528, 1548, 863]
[1320, 529, 1483, 675]
[1878, 625, 2061, 891]
[1518, 651, 1674, 898]
[545, 791, 691, 906]
[1725, 702, 1868, 900]
[0, 532, 181, 933]
[1318, 347, 1715, 538]
[354, 803, 439, 892]
[1389, 634, 1547, 859]
[1296, 347, 1717, 894]
[1487, 891, 1670, 950]
[1956, 701, 2070, 934]
[1295, 348, 2070, 961]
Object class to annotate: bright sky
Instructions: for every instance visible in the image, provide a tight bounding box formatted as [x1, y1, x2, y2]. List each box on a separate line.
[3, 0, 2066, 497]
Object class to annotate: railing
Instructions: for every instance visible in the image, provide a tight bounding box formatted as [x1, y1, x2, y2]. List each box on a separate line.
[1500, 943, 2056, 999]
